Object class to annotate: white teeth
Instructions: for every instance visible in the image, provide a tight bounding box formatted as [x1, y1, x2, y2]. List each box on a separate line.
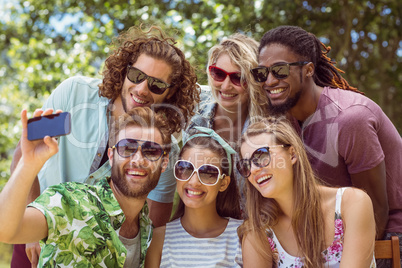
[187, 190, 203, 195]
[269, 88, 286, 94]
[128, 170, 146, 176]
[257, 175, 272, 184]
[221, 92, 237, 98]
[132, 95, 147, 104]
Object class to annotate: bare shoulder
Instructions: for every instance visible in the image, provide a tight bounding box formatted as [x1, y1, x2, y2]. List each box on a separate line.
[341, 187, 372, 206]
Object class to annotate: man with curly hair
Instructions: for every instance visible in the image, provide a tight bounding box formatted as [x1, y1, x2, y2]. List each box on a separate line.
[10, 25, 200, 267]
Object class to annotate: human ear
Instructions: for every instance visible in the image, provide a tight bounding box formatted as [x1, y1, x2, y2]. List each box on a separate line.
[108, 148, 114, 166]
[161, 154, 169, 173]
[305, 62, 315, 77]
[289, 146, 297, 165]
[219, 175, 230, 192]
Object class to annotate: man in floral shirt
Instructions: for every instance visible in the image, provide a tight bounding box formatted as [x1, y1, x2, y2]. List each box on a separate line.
[0, 107, 171, 267]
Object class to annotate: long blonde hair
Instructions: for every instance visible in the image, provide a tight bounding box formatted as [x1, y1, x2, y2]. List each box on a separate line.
[207, 33, 267, 119]
[238, 116, 325, 267]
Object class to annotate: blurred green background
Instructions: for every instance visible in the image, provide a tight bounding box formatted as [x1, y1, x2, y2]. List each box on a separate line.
[0, 0, 401, 265]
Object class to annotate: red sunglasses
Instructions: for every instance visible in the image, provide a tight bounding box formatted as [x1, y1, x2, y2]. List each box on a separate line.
[208, 65, 242, 86]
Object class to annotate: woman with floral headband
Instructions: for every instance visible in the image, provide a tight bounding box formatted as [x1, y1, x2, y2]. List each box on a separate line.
[237, 117, 376, 268]
[145, 127, 243, 267]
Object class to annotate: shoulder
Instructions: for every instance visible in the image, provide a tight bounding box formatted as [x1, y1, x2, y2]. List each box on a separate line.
[322, 88, 381, 124]
[341, 187, 372, 206]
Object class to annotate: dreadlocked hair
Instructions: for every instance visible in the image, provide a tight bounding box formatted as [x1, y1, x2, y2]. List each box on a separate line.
[259, 25, 363, 94]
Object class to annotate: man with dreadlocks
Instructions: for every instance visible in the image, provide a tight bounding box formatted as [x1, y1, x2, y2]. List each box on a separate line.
[250, 25, 401, 267]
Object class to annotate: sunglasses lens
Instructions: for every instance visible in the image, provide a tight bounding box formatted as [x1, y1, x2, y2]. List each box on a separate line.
[251, 68, 268, 82]
[148, 79, 168, 95]
[174, 160, 195, 181]
[271, 65, 290, 79]
[127, 67, 146, 84]
[252, 147, 271, 167]
[209, 66, 226, 82]
[198, 165, 221, 185]
[142, 141, 164, 161]
[229, 73, 242, 86]
[117, 139, 140, 157]
[236, 159, 251, 178]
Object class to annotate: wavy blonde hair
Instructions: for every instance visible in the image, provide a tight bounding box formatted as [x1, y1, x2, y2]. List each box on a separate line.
[237, 116, 325, 268]
[207, 33, 268, 120]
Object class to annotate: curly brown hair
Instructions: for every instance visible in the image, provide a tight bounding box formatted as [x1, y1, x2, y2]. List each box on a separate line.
[99, 25, 200, 134]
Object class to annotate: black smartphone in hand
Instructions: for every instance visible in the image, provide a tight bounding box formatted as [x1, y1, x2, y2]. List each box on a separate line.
[27, 112, 71, 141]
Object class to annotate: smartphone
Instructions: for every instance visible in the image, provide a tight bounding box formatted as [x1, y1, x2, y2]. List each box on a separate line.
[27, 112, 71, 141]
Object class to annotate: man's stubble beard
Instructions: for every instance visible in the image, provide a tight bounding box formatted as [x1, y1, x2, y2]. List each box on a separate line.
[111, 158, 162, 199]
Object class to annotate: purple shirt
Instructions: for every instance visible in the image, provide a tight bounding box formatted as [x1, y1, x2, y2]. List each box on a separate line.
[295, 87, 402, 233]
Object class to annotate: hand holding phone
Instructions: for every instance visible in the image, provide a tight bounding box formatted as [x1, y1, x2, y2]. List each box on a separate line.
[27, 112, 71, 141]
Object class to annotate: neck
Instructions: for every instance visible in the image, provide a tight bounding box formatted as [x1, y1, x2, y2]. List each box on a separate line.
[109, 180, 146, 223]
[180, 206, 227, 238]
[214, 104, 248, 143]
[110, 96, 126, 118]
[289, 83, 324, 122]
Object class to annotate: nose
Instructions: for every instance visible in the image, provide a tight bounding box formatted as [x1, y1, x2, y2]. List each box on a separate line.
[221, 75, 232, 89]
[187, 170, 202, 185]
[264, 72, 280, 87]
[136, 79, 150, 97]
[130, 147, 147, 166]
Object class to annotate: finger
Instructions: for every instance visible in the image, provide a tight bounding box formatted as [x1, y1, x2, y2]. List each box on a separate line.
[41, 108, 54, 116]
[21, 110, 28, 140]
[31, 250, 38, 268]
[33, 109, 44, 117]
[55, 109, 63, 114]
[43, 136, 59, 155]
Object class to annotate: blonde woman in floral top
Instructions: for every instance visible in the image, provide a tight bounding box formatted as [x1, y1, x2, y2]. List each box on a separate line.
[237, 117, 376, 268]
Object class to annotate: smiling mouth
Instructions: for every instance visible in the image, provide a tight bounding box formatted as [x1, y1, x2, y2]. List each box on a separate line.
[267, 88, 286, 94]
[256, 174, 272, 185]
[127, 170, 146, 176]
[186, 189, 204, 196]
[132, 94, 148, 104]
[220, 92, 238, 98]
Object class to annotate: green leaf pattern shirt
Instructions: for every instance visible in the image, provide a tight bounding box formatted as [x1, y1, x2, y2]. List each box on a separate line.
[28, 177, 152, 267]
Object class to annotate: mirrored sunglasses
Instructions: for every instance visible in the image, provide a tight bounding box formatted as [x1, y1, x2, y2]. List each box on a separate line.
[250, 61, 309, 82]
[174, 160, 225, 186]
[237, 145, 290, 178]
[112, 138, 165, 161]
[209, 65, 242, 86]
[127, 65, 171, 95]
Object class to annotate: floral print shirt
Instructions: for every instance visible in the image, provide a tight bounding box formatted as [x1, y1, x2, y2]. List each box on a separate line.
[267, 187, 376, 268]
[28, 177, 153, 268]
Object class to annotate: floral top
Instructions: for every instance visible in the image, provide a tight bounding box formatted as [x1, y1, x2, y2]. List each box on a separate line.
[29, 177, 153, 268]
[267, 187, 376, 268]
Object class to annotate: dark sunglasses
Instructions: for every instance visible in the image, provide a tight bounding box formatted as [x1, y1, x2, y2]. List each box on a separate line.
[250, 61, 309, 82]
[174, 160, 225, 186]
[112, 138, 166, 161]
[209, 65, 242, 86]
[127, 65, 172, 95]
[237, 145, 290, 178]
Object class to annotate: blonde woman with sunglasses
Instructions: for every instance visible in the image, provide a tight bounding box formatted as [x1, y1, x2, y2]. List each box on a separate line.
[145, 127, 243, 267]
[183, 33, 266, 208]
[237, 117, 376, 268]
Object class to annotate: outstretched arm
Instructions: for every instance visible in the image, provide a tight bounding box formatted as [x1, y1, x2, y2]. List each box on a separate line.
[340, 188, 376, 268]
[0, 109, 59, 244]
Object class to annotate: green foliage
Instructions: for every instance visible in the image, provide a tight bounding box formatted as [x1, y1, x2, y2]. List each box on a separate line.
[0, 0, 400, 264]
